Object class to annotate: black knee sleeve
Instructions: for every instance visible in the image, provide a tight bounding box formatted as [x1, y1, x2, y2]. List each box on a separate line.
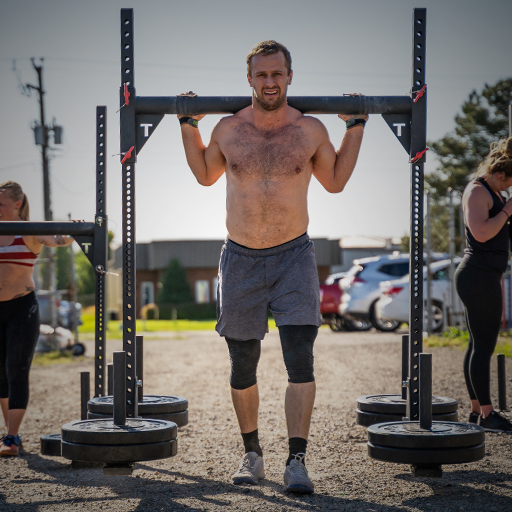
[225, 337, 261, 390]
[278, 325, 317, 384]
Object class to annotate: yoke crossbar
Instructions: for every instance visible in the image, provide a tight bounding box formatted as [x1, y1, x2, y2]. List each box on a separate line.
[135, 95, 412, 116]
[0, 221, 95, 236]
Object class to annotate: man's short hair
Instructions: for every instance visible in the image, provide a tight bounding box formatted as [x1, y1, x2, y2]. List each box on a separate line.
[246, 40, 292, 76]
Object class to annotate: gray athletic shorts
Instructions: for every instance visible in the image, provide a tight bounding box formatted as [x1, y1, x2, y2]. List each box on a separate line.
[215, 233, 322, 341]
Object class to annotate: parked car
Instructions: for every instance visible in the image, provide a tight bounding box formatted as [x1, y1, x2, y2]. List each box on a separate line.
[339, 252, 449, 332]
[339, 253, 411, 332]
[36, 292, 83, 329]
[375, 257, 463, 332]
[35, 292, 84, 354]
[320, 273, 372, 332]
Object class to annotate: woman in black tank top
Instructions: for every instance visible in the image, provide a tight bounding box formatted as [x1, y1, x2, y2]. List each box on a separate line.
[455, 136, 512, 433]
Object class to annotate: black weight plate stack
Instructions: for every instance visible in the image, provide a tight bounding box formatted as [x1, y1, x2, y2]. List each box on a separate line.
[367, 421, 485, 465]
[87, 410, 188, 426]
[87, 395, 188, 427]
[40, 433, 62, 457]
[61, 418, 178, 463]
[356, 394, 458, 426]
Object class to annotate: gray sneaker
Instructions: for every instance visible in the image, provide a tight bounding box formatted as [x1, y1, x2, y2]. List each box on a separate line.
[283, 453, 314, 494]
[232, 452, 265, 485]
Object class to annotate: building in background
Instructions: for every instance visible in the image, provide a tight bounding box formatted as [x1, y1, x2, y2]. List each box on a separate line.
[331, 236, 404, 273]
[110, 238, 342, 318]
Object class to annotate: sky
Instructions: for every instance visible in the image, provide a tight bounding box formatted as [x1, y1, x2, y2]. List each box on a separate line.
[1, 0, 511, 246]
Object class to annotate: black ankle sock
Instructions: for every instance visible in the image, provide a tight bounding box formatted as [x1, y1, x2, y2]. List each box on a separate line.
[286, 437, 308, 466]
[241, 429, 263, 457]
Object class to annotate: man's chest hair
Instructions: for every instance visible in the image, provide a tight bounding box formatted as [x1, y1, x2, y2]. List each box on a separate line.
[224, 122, 312, 179]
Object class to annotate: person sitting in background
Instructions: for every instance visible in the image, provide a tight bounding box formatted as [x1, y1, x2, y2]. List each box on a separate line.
[0, 181, 75, 456]
[455, 137, 512, 433]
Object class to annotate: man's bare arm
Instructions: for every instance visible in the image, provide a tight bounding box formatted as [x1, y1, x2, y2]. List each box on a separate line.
[312, 121, 365, 193]
[179, 116, 226, 187]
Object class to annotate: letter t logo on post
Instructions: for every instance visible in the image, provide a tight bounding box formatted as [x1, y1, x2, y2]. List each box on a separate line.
[141, 124, 153, 137]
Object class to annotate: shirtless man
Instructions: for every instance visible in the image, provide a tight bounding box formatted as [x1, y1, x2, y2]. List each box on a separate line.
[179, 41, 367, 493]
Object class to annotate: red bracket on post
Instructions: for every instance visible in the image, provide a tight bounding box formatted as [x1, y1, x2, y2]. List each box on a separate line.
[410, 147, 429, 163]
[413, 84, 427, 104]
[123, 83, 130, 106]
[121, 146, 134, 164]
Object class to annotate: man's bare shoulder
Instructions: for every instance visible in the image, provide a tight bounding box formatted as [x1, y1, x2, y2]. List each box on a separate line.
[213, 108, 251, 134]
[296, 114, 330, 142]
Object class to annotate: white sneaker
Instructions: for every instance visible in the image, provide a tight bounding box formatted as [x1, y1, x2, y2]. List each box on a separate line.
[232, 451, 265, 485]
[283, 453, 314, 494]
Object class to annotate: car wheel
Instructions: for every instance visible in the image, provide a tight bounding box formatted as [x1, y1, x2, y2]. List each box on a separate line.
[328, 315, 345, 332]
[370, 302, 400, 332]
[429, 301, 444, 333]
[344, 317, 372, 332]
[70, 343, 86, 356]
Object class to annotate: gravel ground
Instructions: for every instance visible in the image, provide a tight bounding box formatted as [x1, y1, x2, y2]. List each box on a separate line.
[1, 328, 511, 511]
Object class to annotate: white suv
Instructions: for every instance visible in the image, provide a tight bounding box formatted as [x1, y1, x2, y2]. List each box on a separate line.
[339, 253, 410, 331]
[339, 252, 448, 332]
[375, 258, 463, 332]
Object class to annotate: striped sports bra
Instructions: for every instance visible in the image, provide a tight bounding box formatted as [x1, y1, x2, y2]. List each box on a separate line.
[0, 236, 39, 267]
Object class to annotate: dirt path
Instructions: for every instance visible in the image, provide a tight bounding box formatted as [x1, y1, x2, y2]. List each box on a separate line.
[1, 329, 511, 511]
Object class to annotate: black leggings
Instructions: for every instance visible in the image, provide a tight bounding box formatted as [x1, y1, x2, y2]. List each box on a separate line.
[0, 292, 40, 409]
[226, 325, 317, 390]
[455, 262, 502, 405]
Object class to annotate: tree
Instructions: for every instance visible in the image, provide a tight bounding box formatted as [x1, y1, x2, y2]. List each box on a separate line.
[53, 230, 115, 297]
[425, 78, 512, 252]
[74, 249, 95, 298]
[55, 246, 70, 291]
[157, 257, 194, 305]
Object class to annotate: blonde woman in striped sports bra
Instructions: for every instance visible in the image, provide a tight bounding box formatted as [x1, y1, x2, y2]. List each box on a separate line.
[0, 181, 74, 456]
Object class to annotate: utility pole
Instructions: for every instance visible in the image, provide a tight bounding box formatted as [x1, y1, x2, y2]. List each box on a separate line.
[27, 58, 53, 222]
[68, 213, 79, 344]
[24, 58, 63, 328]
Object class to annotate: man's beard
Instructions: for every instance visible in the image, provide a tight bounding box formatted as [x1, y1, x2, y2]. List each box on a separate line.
[254, 90, 287, 111]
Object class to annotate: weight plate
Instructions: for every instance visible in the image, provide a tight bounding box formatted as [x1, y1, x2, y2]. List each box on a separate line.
[88, 395, 188, 414]
[87, 409, 189, 427]
[368, 441, 485, 465]
[61, 438, 178, 463]
[356, 408, 458, 427]
[368, 421, 485, 449]
[62, 418, 177, 445]
[357, 394, 458, 415]
[40, 434, 62, 457]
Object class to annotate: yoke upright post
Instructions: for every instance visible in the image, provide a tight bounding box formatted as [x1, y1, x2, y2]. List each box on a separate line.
[120, 8, 138, 418]
[93, 106, 108, 397]
[407, 8, 427, 423]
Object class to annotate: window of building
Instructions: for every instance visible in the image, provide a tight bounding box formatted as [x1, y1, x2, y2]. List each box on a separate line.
[141, 281, 155, 306]
[195, 280, 210, 303]
[212, 277, 218, 301]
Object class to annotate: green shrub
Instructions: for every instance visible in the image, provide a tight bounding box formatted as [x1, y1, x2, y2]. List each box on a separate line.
[158, 302, 217, 321]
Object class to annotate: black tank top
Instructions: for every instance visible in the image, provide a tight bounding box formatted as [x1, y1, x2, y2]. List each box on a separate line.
[463, 177, 510, 273]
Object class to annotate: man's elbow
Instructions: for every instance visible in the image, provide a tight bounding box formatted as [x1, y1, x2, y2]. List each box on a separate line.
[196, 176, 213, 187]
[325, 182, 345, 194]
[196, 172, 219, 187]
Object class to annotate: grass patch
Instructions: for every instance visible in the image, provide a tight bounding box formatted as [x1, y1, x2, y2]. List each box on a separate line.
[424, 327, 512, 357]
[33, 351, 87, 366]
[79, 314, 278, 338]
